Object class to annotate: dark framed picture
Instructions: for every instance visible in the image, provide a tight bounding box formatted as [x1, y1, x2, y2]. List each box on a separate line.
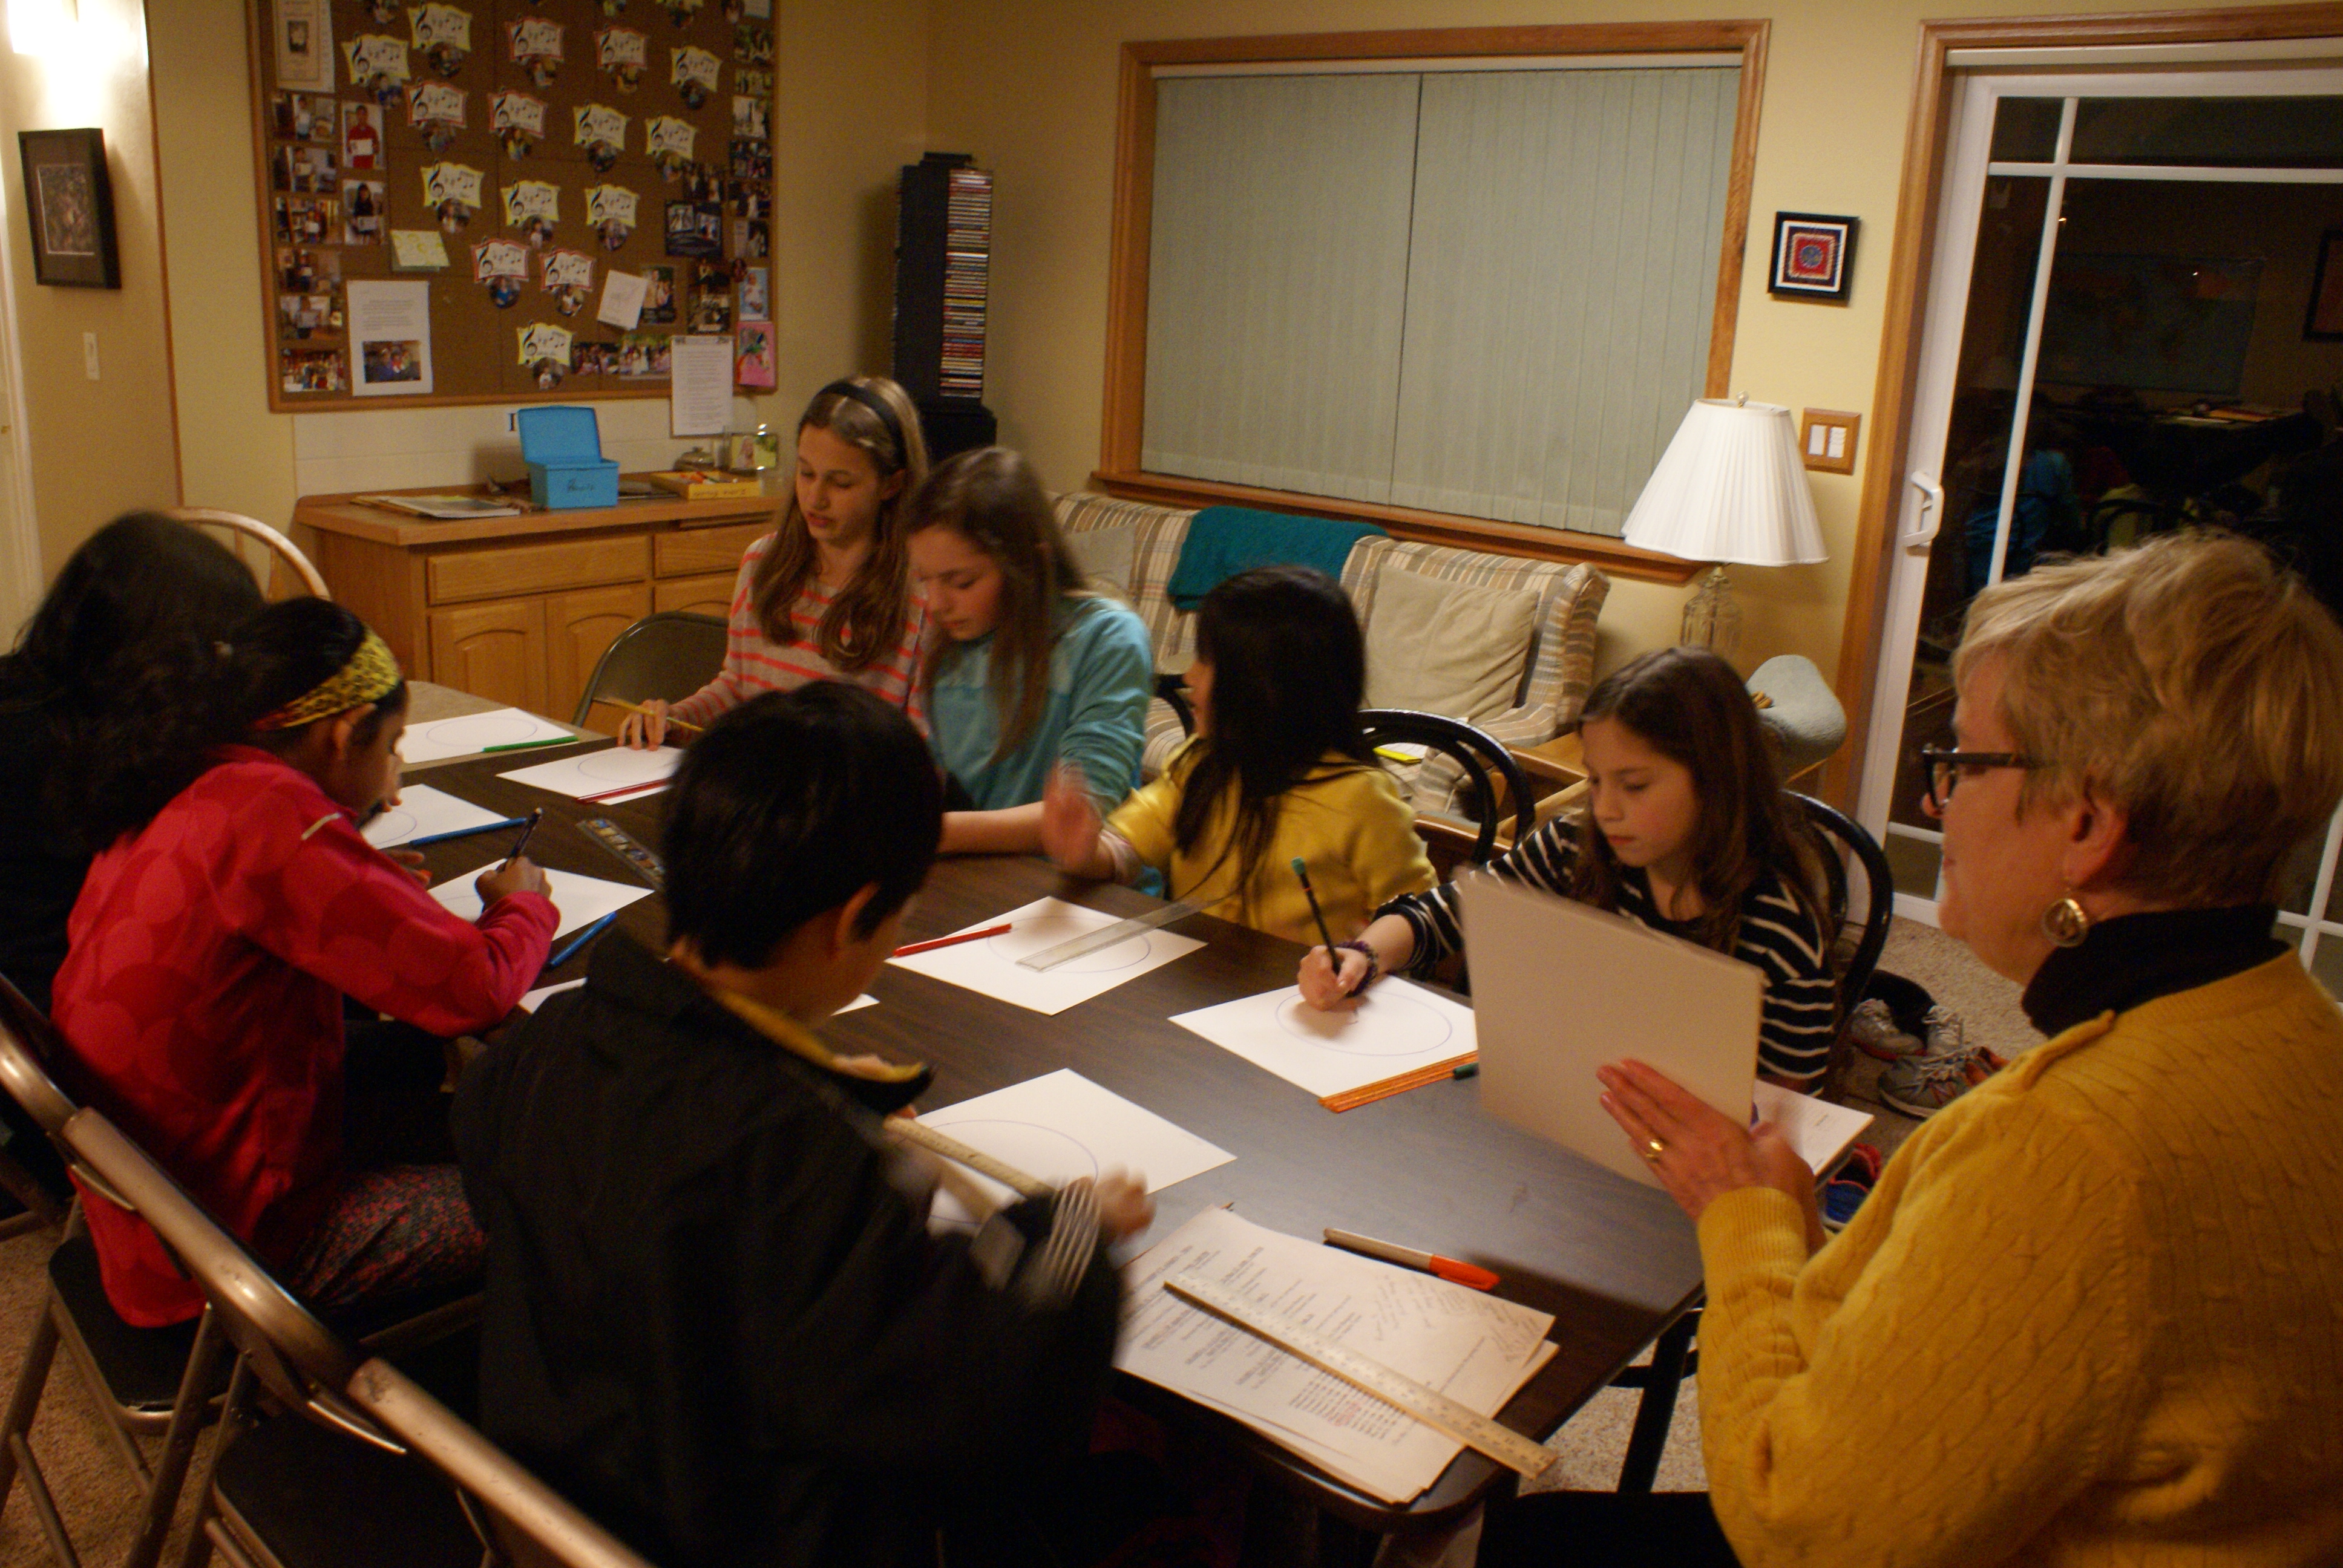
[2307, 229, 2343, 342]
[18, 128, 119, 289]
[1769, 211, 1856, 302]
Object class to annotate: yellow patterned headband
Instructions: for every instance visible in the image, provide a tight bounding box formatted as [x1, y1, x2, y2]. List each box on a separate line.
[252, 629, 403, 732]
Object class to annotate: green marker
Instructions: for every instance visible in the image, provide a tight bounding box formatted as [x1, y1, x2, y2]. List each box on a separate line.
[480, 736, 574, 753]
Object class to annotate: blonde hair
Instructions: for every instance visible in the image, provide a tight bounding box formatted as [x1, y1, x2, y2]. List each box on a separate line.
[1954, 531, 2343, 907]
[750, 376, 929, 673]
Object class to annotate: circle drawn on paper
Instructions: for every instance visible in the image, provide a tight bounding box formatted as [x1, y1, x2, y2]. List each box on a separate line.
[921, 1117, 1100, 1228]
[986, 915, 1153, 975]
[1274, 990, 1452, 1057]
[578, 750, 666, 783]
[415, 713, 542, 753]
[365, 806, 419, 845]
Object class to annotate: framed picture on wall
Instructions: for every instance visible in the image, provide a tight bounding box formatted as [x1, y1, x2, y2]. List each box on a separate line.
[2308, 229, 2343, 342]
[1768, 211, 1856, 302]
[18, 129, 119, 289]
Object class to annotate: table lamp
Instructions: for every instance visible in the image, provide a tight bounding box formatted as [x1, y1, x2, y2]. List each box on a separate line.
[1621, 396, 1827, 656]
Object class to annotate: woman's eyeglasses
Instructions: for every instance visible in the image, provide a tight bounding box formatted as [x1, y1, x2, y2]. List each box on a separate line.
[1915, 746, 2043, 813]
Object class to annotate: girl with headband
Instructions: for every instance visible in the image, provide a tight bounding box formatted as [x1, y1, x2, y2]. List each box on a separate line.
[53, 597, 555, 1328]
[621, 375, 931, 746]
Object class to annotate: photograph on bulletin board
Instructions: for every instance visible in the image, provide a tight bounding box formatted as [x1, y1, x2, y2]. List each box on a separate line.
[247, 0, 774, 411]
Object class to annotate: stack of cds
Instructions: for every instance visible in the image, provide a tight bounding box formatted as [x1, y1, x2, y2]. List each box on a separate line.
[939, 167, 991, 400]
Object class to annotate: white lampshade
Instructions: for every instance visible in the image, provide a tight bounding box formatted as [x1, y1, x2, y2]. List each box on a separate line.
[1621, 399, 1827, 567]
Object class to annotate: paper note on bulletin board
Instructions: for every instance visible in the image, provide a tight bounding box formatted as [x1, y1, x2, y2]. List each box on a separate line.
[669, 334, 732, 435]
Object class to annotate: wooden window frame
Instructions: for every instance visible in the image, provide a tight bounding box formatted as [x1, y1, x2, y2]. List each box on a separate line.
[1823, 2, 2343, 806]
[1093, 22, 1772, 586]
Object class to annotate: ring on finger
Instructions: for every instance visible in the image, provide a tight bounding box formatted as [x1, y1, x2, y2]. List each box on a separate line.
[1641, 1137, 1666, 1164]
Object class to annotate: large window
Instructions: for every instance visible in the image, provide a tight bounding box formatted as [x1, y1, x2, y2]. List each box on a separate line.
[1100, 26, 1769, 581]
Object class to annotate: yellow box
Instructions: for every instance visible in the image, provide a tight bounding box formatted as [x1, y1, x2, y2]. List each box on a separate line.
[644, 471, 764, 500]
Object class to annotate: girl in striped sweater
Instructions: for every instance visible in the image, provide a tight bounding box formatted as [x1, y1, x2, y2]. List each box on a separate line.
[1299, 647, 1838, 1088]
[620, 376, 931, 745]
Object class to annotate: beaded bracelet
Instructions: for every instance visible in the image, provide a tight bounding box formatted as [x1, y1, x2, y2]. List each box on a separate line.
[1335, 938, 1381, 991]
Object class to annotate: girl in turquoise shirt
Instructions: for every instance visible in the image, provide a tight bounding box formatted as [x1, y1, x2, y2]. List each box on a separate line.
[907, 447, 1154, 854]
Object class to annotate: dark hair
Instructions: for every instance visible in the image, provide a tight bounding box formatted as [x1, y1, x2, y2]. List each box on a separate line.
[1571, 646, 1821, 953]
[662, 683, 943, 969]
[750, 374, 929, 673]
[231, 596, 409, 754]
[906, 446, 1091, 762]
[0, 513, 264, 851]
[1173, 566, 1374, 918]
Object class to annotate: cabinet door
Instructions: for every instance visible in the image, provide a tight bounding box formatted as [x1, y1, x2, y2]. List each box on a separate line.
[654, 572, 737, 618]
[546, 582, 653, 729]
[427, 598, 548, 715]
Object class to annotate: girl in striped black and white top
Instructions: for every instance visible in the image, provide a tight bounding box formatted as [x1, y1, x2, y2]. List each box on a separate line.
[620, 376, 931, 746]
[1299, 647, 1838, 1088]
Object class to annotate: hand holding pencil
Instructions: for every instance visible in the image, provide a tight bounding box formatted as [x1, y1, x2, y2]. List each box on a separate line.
[614, 697, 704, 750]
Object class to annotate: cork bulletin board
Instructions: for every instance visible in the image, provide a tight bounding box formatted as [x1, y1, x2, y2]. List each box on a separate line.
[249, 0, 777, 411]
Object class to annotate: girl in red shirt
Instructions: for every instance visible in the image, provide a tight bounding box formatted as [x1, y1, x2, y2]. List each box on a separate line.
[54, 599, 555, 1325]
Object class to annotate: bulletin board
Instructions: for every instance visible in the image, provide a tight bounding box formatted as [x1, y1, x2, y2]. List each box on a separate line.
[247, 0, 779, 412]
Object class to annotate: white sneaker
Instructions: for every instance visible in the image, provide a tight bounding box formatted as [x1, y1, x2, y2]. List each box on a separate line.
[1847, 998, 1922, 1062]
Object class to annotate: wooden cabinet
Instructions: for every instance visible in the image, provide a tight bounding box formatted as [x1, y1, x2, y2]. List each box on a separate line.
[297, 487, 779, 714]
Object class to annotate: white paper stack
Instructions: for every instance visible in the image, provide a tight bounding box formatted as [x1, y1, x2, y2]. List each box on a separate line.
[1118, 1207, 1555, 1504]
[430, 863, 654, 939]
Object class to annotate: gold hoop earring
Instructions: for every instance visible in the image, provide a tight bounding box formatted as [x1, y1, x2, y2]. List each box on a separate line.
[2042, 894, 2091, 949]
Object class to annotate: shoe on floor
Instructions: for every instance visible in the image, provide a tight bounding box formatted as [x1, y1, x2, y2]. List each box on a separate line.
[1878, 1042, 2008, 1119]
[1818, 1142, 1885, 1232]
[1846, 999, 1922, 1062]
[1919, 1004, 1967, 1057]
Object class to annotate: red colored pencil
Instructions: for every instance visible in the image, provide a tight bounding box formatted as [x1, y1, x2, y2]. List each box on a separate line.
[891, 923, 1012, 958]
[577, 778, 671, 804]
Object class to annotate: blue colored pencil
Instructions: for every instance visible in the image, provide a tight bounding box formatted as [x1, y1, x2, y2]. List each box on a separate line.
[545, 911, 618, 970]
[400, 814, 532, 849]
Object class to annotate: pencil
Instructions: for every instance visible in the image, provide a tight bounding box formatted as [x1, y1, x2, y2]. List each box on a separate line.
[594, 697, 706, 734]
[502, 807, 543, 868]
[577, 778, 672, 804]
[480, 736, 575, 753]
[399, 814, 531, 849]
[545, 911, 618, 970]
[891, 923, 1012, 958]
[1290, 857, 1343, 968]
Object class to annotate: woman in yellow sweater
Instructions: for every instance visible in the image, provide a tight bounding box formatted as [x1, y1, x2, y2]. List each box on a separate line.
[1486, 532, 2343, 1567]
[1040, 564, 1434, 944]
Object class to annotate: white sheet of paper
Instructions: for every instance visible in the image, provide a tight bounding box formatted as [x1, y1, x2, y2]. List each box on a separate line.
[1753, 1081, 1875, 1174]
[886, 897, 1204, 1016]
[497, 745, 682, 800]
[347, 279, 434, 397]
[668, 335, 732, 436]
[917, 1069, 1233, 1228]
[519, 978, 586, 1012]
[1168, 979, 1478, 1100]
[596, 269, 647, 330]
[362, 783, 508, 848]
[400, 708, 577, 764]
[1118, 1207, 1556, 1504]
[431, 863, 653, 940]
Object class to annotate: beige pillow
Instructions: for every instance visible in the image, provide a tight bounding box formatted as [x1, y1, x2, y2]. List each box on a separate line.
[1064, 523, 1138, 598]
[1363, 566, 1542, 724]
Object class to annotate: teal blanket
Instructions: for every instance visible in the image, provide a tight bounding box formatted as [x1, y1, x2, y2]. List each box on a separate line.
[1165, 507, 1386, 610]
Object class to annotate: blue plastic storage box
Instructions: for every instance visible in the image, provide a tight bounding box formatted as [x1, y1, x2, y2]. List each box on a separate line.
[516, 405, 619, 509]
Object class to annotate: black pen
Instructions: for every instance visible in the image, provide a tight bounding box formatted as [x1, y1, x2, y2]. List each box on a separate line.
[503, 808, 543, 869]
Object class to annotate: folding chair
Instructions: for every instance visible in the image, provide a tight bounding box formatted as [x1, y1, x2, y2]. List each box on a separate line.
[570, 611, 727, 730]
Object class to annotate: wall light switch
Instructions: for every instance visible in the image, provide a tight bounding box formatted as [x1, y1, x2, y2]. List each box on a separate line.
[82, 332, 98, 380]
[1798, 408, 1861, 475]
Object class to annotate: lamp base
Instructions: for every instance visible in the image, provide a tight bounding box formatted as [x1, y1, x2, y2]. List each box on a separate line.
[1681, 566, 1742, 656]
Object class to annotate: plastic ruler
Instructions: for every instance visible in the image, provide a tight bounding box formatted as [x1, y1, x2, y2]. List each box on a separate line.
[1017, 896, 1209, 972]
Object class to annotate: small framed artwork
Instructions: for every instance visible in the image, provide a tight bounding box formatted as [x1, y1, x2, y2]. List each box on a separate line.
[18, 129, 120, 289]
[2307, 229, 2343, 342]
[1769, 211, 1856, 302]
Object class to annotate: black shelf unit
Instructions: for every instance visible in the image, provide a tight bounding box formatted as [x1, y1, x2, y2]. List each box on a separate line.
[893, 151, 997, 460]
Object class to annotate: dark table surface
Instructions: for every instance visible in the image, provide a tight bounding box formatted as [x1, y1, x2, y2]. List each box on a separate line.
[417, 740, 1705, 1531]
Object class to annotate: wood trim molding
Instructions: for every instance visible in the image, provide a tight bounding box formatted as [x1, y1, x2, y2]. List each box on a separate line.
[1089, 469, 1705, 584]
[1098, 21, 1770, 575]
[1821, 2, 2343, 809]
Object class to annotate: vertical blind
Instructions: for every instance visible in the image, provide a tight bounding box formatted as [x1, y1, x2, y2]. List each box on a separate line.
[1142, 65, 1740, 537]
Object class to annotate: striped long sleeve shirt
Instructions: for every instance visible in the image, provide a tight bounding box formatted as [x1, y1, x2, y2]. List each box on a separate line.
[667, 532, 929, 731]
[1380, 816, 1838, 1085]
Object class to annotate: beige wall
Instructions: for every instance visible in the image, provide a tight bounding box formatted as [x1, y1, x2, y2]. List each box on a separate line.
[2, 0, 180, 574]
[922, 0, 2240, 679]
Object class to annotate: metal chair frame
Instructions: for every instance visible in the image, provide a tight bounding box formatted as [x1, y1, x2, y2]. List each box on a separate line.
[1357, 709, 1535, 867]
[569, 610, 729, 730]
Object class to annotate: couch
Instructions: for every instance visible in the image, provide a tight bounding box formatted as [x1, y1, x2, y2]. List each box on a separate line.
[1052, 492, 1609, 820]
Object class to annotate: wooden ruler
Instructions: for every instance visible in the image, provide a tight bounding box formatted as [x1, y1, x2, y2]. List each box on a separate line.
[1164, 1273, 1556, 1480]
[1017, 897, 1210, 972]
[887, 1119, 1051, 1200]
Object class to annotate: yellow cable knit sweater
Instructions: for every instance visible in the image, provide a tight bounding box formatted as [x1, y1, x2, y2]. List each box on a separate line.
[1696, 953, 2343, 1567]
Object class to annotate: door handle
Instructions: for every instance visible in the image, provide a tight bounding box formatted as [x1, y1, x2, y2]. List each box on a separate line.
[1900, 471, 1944, 548]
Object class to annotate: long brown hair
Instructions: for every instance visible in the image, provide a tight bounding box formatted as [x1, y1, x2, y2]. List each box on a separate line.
[749, 376, 928, 673]
[1571, 646, 1822, 953]
[906, 447, 1092, 762]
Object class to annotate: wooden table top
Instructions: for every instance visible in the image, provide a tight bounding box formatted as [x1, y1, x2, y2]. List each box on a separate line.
[416, 740, 1704, 1532]
[296, 482, 781, 549]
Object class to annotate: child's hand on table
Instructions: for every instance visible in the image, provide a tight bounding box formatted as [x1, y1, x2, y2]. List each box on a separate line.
[1085, 1171, 1153, 1243]
[384, 848, 431, 889]
[1298, 944, 1373, 1011]
[477, 855, 549, 906]
[617, 698, 669, 750]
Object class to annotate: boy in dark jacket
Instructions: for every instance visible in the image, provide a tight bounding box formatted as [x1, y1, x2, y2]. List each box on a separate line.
[456, 684, 1147, 1566]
